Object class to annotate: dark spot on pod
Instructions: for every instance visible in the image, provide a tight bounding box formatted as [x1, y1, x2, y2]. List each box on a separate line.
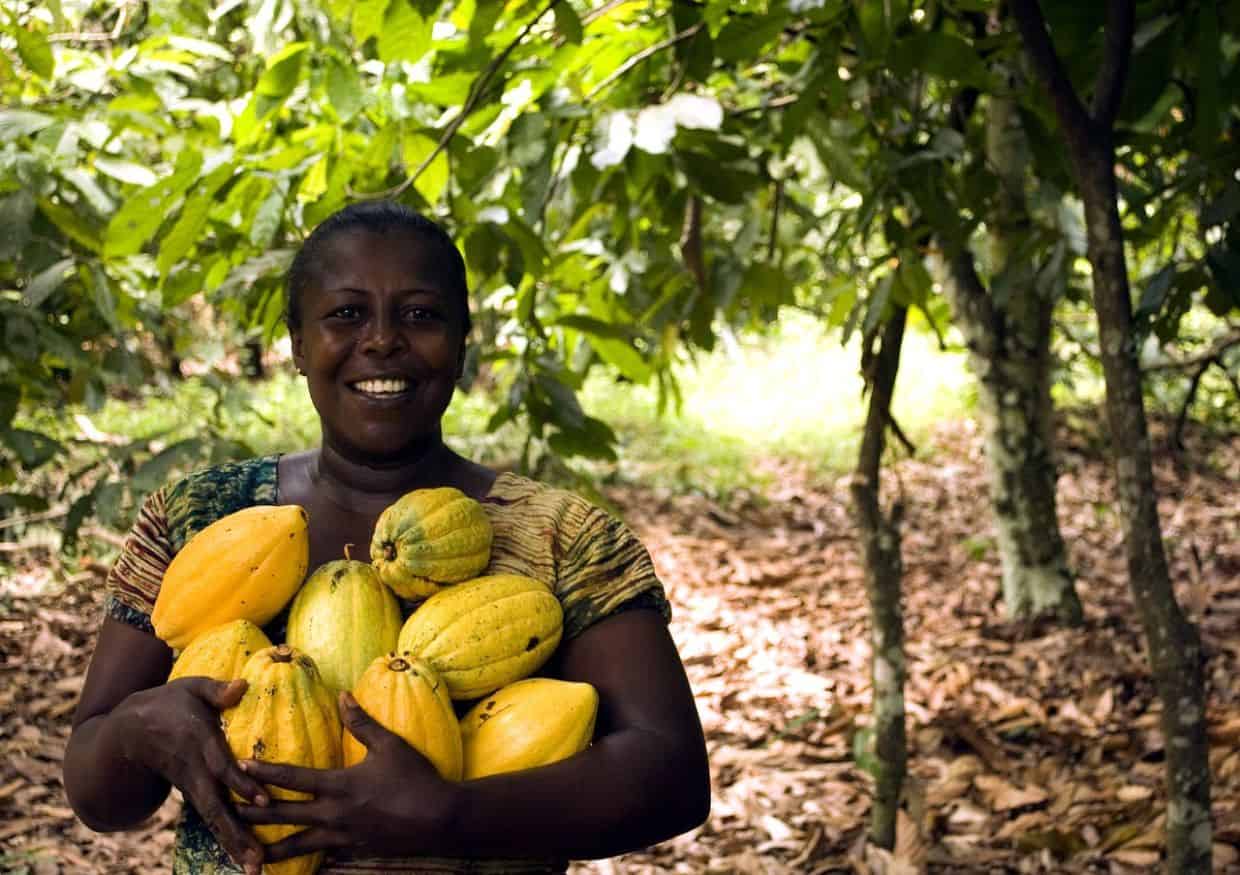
[252, 738, 266, 758]
[525, 636, 539, 652]
[383, 543, 396, 561]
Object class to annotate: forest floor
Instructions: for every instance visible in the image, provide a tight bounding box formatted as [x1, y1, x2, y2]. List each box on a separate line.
[1, 417, 1237, 874]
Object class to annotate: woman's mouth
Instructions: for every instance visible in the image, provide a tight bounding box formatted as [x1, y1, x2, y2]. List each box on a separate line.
[350, 378, 411, 398]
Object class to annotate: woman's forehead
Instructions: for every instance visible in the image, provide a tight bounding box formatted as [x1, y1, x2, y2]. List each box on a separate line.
[312, 228, 454, 290]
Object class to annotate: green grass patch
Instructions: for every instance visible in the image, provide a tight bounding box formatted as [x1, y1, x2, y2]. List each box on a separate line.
[578, 312, 975, 493]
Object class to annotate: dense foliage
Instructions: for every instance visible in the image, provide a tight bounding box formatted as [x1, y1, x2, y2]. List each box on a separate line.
[2, 0, 1236, 535]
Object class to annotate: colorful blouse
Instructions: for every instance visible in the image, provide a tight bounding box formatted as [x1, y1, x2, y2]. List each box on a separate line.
[102, 456, 670, 875]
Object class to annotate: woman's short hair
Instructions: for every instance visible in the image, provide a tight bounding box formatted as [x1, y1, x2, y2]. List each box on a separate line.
[285, 201, 471, 335]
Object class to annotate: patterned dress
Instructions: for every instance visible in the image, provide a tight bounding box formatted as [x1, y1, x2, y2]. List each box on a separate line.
[103, 456, 671, 875]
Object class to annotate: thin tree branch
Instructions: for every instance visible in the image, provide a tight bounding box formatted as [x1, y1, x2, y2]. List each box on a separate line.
[1172, 358, 1210, 450]
[1142, 331, 1240, 372]
[1091, 0, 1136, 126]
[1008, 0, 1094, 151]
[350, 0, 559, 201]
[767, 179, 783, 263]
[585, 23, 703, 101]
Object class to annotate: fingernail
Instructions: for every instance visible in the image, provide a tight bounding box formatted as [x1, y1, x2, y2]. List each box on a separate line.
[255, 792, 269, 806]
[246, 849, 263, 874]
[238, 760, 250, 772]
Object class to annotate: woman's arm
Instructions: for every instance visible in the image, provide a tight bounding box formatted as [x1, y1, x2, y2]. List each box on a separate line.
[64, 617, 269, 873]
[237, 607, 711, 861]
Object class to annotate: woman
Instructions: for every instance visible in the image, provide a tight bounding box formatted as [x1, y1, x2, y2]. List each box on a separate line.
[63, 201, 711, 874]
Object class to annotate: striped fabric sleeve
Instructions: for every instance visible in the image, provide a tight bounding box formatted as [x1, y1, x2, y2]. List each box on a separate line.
[555, 503, 671, 641]
[103, 486, 173, 633]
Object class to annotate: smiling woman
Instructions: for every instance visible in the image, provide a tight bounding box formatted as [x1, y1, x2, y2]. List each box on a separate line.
[62, 201, 710, 875]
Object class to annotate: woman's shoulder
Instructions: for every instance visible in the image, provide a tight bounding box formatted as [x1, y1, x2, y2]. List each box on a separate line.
[163, 454, 281, 550]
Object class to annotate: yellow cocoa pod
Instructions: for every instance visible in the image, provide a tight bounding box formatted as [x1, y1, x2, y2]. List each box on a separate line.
[152, 505, 309, 651]
[369, 487, 492, 600]
[460, 678, 598, 779]
[344, 655, 462, 780]
[286, 555, 401, 692]
[167, 619, 273, 683]
[396, 574, 562, 701]
[222, 645, 341, 875]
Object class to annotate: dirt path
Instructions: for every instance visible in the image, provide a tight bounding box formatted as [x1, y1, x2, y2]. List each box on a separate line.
[2, 422, 1237, 873]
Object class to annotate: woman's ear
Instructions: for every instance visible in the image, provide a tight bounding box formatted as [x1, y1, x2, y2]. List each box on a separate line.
[291, 329, 306, 375]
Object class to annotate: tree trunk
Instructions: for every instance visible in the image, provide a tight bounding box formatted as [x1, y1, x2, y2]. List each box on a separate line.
[1012, 2, 1212, 869]
[849, 307, 908, 850]
[940, 89, 1082, 625]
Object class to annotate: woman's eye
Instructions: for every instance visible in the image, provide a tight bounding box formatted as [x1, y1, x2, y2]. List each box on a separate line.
[404, 307, 440, 322]
[328, 305, 360, 320]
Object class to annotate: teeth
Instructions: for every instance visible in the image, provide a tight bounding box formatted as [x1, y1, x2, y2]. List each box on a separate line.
[354, 378, 409, 395]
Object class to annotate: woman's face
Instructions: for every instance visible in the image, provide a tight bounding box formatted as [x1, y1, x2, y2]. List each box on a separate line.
[290, 228, 466, 463]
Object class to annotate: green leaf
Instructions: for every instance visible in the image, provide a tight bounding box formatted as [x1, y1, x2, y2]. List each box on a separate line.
[104, 151, 204, 259]
[378, 1, 432, 64]
[326, 56, 365, 121]
[256, 42, 309, 115]
[22, 258, 74, 309]
[86, 263, 121, 330]
[681, 155, 764, 204]
[0, 109, 55, 142]
[14, 26, 54, 79]
[216, 250, 296, 300]
[157, 163, 235, 276]
[37, 198, 102, 253]
[402, 132, 449, 204]
[554, 2, 583, 44]
[467, 0, 505, 48]
[249, 186, 285, 248]
[163, 266, 204, 307]
[548, 415, 618, 461]
[535, 374, 585, 430]
[167, 35, 235, 62]
[714, 10, 789, 62]
[0, 189, 36, 259]
[589, 336, 652, 383]
[2, 428, 64, 469]
[891, 32, 994, 89]
[94, 157, 159, 187]
[0, 385, 19, 431]
[550, 314, 634, 340]
[131, 438, 206, 492]
[353, 0, 393, 45]
[1136, 263, 1176, 320]
[407, 72, 477, 106]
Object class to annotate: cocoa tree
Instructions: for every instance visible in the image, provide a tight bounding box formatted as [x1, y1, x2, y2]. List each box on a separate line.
[1011, 0, 1214, 869]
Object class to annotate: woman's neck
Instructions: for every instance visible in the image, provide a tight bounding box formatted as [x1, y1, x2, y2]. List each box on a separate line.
[311, 437, 462, 515]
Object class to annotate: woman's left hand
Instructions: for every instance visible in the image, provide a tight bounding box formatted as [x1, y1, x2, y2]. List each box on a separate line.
[234, 692, 458, 863]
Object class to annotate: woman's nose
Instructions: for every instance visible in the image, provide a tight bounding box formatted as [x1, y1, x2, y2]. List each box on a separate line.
[360, 311, 405, 356]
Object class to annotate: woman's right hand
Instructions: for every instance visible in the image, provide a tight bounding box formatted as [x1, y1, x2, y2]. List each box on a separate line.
[113, 677, 269, 875]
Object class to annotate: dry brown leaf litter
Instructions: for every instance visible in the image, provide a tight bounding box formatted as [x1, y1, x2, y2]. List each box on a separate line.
[1, 419, 1237, 874]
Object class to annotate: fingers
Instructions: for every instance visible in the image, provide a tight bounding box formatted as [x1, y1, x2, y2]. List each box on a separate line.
[235, 797, 328, 827]
[257, 826, 349, 863]
[184, 776, 264, 875]
[239, 759, 327, 795]
[338, 691, 398, 754]
[174, 676, 248, 710]
[201, 736, 268, 806]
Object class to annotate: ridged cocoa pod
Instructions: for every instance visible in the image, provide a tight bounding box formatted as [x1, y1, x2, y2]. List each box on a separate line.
[459, 678, 598, 779]
[286, 553, 401, 692]
[222, 645, 341, 875]
[167, 619, 272, 683]
[369, 487, 492, 600]
[396, 574, 563, 701]
[345, 655, 462, 780]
